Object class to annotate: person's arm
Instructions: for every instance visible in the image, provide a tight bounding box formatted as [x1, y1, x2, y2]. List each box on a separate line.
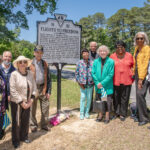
[10, 72, 23, 104]
[75, 62, 80, 83]
[10, 72, 31, 109]
[75, 61, 85, 89]
[46, 66, 51, 99]
[138, 46, 150, 80]
[92, 60, 100, 87]
[101, 60, 114, 88]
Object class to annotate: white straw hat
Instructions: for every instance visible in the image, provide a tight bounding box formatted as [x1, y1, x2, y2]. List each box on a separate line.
[13, 55, 32, 69]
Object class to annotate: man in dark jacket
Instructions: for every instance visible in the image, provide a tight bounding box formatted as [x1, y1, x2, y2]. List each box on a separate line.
[89, 41, 99, 61]
[0, 51, 15, 139]
[89, 42, 99, 112]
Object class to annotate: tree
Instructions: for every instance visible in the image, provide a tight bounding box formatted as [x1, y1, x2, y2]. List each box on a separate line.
[92, 12, 106, 29]
[11, 40, 35, 59]
[107, 9, 129, 46]
[78, 16, 94, 48]
[0, 0, 57, 46]
[0, 0, 57, 29]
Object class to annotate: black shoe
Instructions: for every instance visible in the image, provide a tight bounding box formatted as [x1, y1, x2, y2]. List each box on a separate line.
[111, 115, 119, 120]
[104, 120, 110, 124]
[120, 116, 126, 121]
[0, 129, 5, 140]
[13, 143, 20, 149]
[42, 127, 51, 131]
[21, 139, 31, 143]
[138, 121, 148, 126]
[96, 118, 103, 122]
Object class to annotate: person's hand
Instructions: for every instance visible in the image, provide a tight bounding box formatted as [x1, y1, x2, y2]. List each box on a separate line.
[79, 83, 85, 89]
[46, 93, 50, 99]
[27, 98, 33, 107]
[20, 101, 30, 109]
[138, 79, 143, 90]
[8, 96, 10, 102]
[97, 83, 102, 89]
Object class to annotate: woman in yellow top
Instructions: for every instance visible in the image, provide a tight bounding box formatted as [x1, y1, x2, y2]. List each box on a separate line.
[133, 32, 150, 126]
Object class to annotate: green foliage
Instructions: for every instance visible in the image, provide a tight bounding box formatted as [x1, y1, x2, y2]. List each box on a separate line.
[0, 0, 57, 29]
[10, 40, 35, 60]
[0, 0, 57, 49]
[78, 0, 150, 53]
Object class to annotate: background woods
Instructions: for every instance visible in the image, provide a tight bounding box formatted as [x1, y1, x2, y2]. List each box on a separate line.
[0, 0, 150, 57]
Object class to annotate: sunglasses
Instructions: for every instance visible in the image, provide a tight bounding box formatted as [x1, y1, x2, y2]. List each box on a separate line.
[136, 37, 144, 41]
[18, 61, 27, 64]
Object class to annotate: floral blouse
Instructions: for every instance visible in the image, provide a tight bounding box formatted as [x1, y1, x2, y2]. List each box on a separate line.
[0, 75, 6, 115]
[75, 59, 94, 85]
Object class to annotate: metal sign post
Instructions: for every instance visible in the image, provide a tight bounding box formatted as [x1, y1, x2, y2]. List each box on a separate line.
[53, 63, 66, 114]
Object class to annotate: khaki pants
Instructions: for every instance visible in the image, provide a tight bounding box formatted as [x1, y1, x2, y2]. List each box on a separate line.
[30, 85, 50, 129]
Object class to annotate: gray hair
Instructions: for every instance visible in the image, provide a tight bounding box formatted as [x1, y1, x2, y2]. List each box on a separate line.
[2, 51, 12, 58]
[97, 45, 110, 55]
[90, 41, 97, 47]
[133, 32, 149, 46]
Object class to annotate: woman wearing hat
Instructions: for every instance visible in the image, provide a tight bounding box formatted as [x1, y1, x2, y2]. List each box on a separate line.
[10, 56, 37, 148]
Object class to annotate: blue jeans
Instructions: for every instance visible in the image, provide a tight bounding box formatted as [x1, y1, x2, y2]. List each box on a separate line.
[80, 86, 93, 117]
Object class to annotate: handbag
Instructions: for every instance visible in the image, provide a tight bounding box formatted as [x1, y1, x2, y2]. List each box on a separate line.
[93, 87, 107, 113]
[3, 111, 11, 129]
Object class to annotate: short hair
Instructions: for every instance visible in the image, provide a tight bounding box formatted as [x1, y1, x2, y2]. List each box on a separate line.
[115, 40, 126, 48]
[90, 41, 97, 47]
[2, 51, 12, 58]
[133, 32, 149, 46]
[97, 45, 110, 54]
[81, 48, 89, 54]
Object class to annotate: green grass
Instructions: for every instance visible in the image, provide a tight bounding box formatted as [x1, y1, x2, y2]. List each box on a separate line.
[50, 74, 80, 108]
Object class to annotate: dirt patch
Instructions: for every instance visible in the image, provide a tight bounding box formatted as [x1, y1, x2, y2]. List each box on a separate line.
[1, 108, 150, 150]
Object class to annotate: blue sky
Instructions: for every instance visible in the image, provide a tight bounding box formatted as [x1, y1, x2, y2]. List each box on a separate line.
[10, 0, 147, 43]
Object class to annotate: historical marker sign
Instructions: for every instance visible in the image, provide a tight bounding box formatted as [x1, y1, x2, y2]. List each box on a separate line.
[37, 14, 81, 64]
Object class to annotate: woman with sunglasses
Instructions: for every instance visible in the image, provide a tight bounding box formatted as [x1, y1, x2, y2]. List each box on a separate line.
[110, 40, 134, 121]
[133, 32, 150, 126]
[10, 56, 37, 148]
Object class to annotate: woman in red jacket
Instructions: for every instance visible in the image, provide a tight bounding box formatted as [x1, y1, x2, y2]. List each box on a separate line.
[110, 40, 134, 121]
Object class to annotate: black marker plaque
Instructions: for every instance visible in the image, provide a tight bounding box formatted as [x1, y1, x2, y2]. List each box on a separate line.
[37, 14, 81, 64]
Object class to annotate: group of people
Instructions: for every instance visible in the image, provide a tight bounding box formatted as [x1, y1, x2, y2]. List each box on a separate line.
[75, 32, 150, 127]
[0, 31, 150, 148]
[0, 45, 52, 149]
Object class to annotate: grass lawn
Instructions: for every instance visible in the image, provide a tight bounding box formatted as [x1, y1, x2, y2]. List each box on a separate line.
[50, 74, 80, 108]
